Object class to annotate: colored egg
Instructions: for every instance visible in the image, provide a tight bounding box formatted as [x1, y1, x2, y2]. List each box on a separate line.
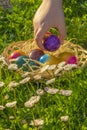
[43, 31, 52, 41]
[58, 52, 76, 62]
[45, 31, 52, 36]
[39, 54, 50, 63]
[66, 56, 77, 64]
[29, 49, 44, 61]
[39, 54, 60, 65]
[56, 52, 77, 64]
[15, 56, 29, 68]
[15, 56, 39, 71]
[44, 35, 60, 52]
[9, 50, 26, 59]
[42, 31, 52, 45]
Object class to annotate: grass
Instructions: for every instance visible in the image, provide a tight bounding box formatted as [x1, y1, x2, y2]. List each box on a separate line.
[0, 0, 87, 130]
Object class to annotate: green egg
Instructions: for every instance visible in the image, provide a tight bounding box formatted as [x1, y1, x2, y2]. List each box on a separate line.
[15, 56, 39, 71]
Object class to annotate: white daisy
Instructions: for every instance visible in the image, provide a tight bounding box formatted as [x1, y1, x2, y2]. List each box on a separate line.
[54, 67, 63, 75]
[0, 105, 5, 110]
[8, 64, 18, 70]
[0, 56, 5, 62]
[5, 101, 17, 108]
[30, 119, 44, 126]
[59, 90, 72, 96]
[46, 78, 55, 85]
[0, 81, 5, 88]
[40, 65, 49, 73]
[63, 64, 77, 71]
[57, 62, 66, 68]
[9, 116, 14, 120]
[36, 89, 44, 96]
[4, 94, 9, 100]
[24, 96, 40, 108]
[21, 72, 30, 78]
[60, 116, 69, 122]
[8, 81, 19, 90]
[47, 65, 56, 70]
[33, 74, 41, 80]
[44, 87, 59, 94]
[19, 77, 30, 84]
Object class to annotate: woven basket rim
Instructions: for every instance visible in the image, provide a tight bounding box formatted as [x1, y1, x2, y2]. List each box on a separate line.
[2, 39, 87, 80]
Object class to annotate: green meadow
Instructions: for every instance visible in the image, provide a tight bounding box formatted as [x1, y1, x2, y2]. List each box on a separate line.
[0, 0, 87, 130]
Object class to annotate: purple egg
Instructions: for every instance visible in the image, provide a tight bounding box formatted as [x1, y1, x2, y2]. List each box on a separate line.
[29, 49, 44, 61]
[44, 35, 60, 52]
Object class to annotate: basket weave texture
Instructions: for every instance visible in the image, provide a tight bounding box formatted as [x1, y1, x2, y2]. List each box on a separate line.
[2, 39, 87, 80]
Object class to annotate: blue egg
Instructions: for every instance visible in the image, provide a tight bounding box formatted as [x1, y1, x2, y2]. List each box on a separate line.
[15, 56, 39, 71]
[39, 54, 61, 65]
[39, 54, 50, 63]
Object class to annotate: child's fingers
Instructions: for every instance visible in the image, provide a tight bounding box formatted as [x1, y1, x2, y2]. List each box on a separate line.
[56, 24, 66, 44]
[34, 24, 49, 50]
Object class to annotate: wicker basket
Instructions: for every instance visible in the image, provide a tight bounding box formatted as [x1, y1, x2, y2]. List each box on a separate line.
[2, 39, 87, 80]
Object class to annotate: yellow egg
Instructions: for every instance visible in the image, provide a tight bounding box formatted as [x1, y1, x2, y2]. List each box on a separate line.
[47, 55, 60, 65]
[39, 54, 60, 65]
[57, 52, 75, 62]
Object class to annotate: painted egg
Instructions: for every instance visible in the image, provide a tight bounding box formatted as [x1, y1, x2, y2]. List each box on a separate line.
[44, 35, 60, 52]
[45, 31, 52, 36]
[42, 31, 52, 45]
[39, 54, 50, 63]
[57, 52, 77, 64]
[15, 56, 29, 68]
[15, 56, 39, 71]
[39, 54, 60, 65]
[29, 49, 44, 61]
[43, 31, 52, 41]
[9, 50, 26, 59]
[66, 56, 77, 64]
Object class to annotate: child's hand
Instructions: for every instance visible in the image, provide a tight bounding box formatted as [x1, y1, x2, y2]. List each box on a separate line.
[33, 0, 66, 50]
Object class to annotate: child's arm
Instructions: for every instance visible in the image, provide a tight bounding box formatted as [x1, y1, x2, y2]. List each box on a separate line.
[33, 0, 66, 49]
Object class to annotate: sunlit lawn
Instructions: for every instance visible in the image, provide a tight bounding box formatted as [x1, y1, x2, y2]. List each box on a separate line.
[0, 0, 87, 130]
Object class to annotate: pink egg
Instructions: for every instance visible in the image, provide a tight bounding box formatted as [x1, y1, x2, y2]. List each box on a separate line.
[9, 50, 26, 59]
[29, 49, 44, 61]
[66, 56, 77, 64]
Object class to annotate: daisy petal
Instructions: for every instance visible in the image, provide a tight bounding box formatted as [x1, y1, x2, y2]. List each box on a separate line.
[59, 90, 72, 96]
[24, 96, 40, 108]
[30, 119, 44, 126]
[61, 116, 69, 122]
[44, 87, 59, 94]
[46, 78, 55, 85]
